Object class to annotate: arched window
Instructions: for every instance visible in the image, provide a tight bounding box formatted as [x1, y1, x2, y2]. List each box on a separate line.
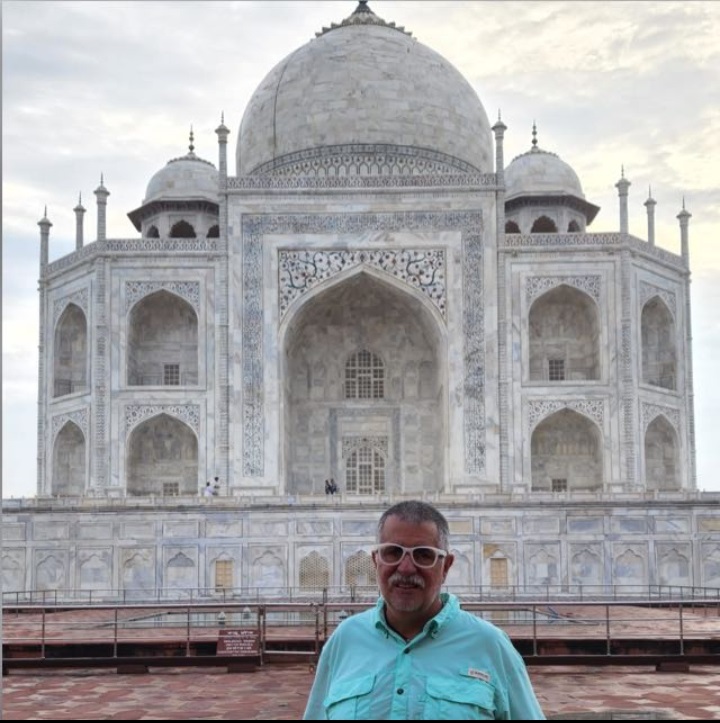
[146, 225, 160, 238]
[345, 349, 384, 399]
[346, 446, 385, 494]
[567, 220, 580, 232]
[505, 220, 521, 233]
[530, 216, 558, 233]
[207, 224, 219, 238]
[645, 416, 679, 490]
[641, 297, 676, 390]
[54, 303, 87, 397]
[169, 220, 196, 238]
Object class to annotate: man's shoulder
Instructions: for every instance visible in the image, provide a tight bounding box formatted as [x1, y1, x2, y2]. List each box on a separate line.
[454, 606, 512, 641]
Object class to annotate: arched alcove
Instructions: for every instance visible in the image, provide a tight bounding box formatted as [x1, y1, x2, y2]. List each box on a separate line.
[530, 215, 557, 233]
[531, 408, 603, 491]
[207, 224, 220, 238]
[282, 271, 445, 495]
[568, 220, 580, 232]
[529, 284, 600, 381]
[146, 225, 160, 238]
[641, 297, 676, 390]
[505, 220, 521, 233]
[345, 550, 377, 588]
[52, 421, 85, 496]
[299, 552, 330, 591]
[126, 413, 198, 495]
[127, 290, 198, 386]
[169, 220, 196, 238]
[53, 303, 87, 397]
[645, 415, 680, 490]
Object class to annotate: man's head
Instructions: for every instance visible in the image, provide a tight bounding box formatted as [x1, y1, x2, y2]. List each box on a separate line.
[373, 501, 454, 623]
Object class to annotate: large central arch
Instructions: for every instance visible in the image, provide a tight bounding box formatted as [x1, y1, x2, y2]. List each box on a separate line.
[280, 268, 447, 495]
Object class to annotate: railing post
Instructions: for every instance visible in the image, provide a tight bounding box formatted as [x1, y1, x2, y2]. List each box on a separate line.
[186, 605, 191, 657]
[41, 608, 46, 659]
[605, 604, 611, 656]
[532, 604, 538, 658]
[114, 608, 118, 658]
[679, 602, 684, 656]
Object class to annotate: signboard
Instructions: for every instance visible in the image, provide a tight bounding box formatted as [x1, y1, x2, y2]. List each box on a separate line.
[217, 628, 260, 657]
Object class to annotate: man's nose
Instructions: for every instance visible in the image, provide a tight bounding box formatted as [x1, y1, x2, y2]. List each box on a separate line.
[397, 550, 418, 572]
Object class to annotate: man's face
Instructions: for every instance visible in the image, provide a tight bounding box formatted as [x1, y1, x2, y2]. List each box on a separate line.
[373, 514, 454, 618]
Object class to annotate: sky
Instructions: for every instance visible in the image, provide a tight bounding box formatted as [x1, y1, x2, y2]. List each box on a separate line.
[3, 0, 719, 498]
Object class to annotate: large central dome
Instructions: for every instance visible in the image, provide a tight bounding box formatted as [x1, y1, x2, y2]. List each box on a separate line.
[237, 2, 492, 176]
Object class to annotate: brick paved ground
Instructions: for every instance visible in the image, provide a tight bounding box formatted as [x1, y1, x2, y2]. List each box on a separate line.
[3, 663, 720, 720]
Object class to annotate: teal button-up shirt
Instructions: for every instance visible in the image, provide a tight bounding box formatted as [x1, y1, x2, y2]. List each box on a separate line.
[303, 593, 545, 720]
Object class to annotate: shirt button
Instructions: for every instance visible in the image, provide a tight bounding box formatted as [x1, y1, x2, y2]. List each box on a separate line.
[397, 688, 404, 695]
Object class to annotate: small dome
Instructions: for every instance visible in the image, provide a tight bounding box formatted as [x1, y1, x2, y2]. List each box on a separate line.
[237, 2, 492, 175]
[505, 134, 584, 201]
[143, 141, 218, 205]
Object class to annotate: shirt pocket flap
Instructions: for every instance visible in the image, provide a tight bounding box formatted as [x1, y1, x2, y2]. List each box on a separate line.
[324, 673, 375, 707]
[427, 677, 495, 708]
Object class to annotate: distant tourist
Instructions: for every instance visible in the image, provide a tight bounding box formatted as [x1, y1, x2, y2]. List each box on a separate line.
[329, 478, 338, 495]
[324, 479, 332, 495]
[203, 481, 215, 498]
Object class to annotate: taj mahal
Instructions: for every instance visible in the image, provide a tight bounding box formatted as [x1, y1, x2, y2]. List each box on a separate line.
[4, 1, 720, 597]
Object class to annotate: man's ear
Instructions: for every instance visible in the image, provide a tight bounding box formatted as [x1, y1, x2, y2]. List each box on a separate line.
[442, 552, 455, 581]
[371, 550, 379, 569]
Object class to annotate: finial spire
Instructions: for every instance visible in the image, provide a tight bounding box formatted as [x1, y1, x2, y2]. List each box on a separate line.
[621, 165, 625, 179]
[355, 0, 371, 14]
[682, 195, 686, 210]
[44, 204, 47, 217]
[531, 121, 538, 150]
[221, 111, 224, 124]
[189, 125, 195, 153]
[79, 192, 82, 204]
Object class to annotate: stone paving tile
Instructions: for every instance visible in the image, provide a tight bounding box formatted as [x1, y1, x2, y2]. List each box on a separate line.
[3, 664, 720, 720]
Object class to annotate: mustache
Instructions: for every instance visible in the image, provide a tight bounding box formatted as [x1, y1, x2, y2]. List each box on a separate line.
[388, 572, 425, 588]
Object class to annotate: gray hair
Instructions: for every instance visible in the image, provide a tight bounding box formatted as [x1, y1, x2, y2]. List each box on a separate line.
[377, 500, 450, 550]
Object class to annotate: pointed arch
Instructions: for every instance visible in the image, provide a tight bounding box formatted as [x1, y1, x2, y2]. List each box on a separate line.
[530, 215, 557, 233]
[345, 550, 377, 588]
[531, 408, 603, 491]
[146, 225, 160, 238]
[299, 551, 330, 591]
[126, 412, 198, 495]
[52, 421, 86, 496]
[642, 296, 676, 390]
[169, 219, 196, 238]
[505, 220, 521, 234]
[53, 303, 87, 397]
[644, 415, 680, 490]
[206, 224, 219, 238]
[567, 220, 580, 232]
[280, 267, 447, 496]
[127, 289, 198, 386]
[529, 284, 600, 381]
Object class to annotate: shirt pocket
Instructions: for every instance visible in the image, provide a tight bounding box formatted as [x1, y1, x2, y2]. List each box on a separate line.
[425, 677, 496, 720]
[324, 673, 376, 720]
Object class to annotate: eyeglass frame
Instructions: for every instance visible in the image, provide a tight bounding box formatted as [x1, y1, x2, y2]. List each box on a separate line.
[373, 542, 448, 569]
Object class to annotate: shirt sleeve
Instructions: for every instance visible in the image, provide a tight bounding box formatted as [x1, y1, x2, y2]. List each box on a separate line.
[303, 635, 334, 720]
[498, 639, 545, 720]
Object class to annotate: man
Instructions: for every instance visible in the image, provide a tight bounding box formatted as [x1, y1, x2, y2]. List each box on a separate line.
[203, 481, 215, 498]
[303, 500, 544, 720]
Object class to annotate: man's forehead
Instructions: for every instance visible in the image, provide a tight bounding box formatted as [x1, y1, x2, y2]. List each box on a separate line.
[379, 515, 440, 538]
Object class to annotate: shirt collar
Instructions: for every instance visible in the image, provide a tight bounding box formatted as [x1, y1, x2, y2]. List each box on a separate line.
[373, 592, 460, 638]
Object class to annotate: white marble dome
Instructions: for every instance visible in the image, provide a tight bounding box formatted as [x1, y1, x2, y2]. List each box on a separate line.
[505, 144, 585, 201]
[143, 151, 218, 205]
[237, 6, 493, 175]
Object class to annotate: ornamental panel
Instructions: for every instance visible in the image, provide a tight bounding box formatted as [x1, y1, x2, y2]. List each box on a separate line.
[528, 399, 605, 431]
[53, 288, 89, 327]
[51, 408, 89, 440]
[525, 275, 601, 306]
[124, 404, 200, 435]
[125, 281, 200, 314]
[641, 402, 680, 432]
[639, 282, 677, 319]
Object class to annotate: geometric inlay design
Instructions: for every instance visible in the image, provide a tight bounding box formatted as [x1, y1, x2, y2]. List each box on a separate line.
[53, 288, 89, 326]
[641, 402, 680, 433]
[279, 248, 445, 318]
[525, 275, 601, 306]
[52, 408, 89, 440]
[124, 404, 200, 435]
[528, 398, 605, 431]
[342, 436, 389, 458]
[639, 281, 677, 320]
[124, 281, 200, 314]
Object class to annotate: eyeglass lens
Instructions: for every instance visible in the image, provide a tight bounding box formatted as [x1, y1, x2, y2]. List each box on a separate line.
[378, 544, 441, 567]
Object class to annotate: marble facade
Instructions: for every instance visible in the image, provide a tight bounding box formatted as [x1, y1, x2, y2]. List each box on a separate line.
[4, 2, 716, 598]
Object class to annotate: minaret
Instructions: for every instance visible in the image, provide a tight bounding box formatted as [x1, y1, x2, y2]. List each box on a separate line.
[215, 112, 231, 493]
[74, 193, 86, 250]
[94, 174, 110, 241]
[677, 197, 691, 266]
[38, 205, 52, 270]
[644, 186, 656, 246]
[492, 111, 509, 490]
[615, 166, 631, 234]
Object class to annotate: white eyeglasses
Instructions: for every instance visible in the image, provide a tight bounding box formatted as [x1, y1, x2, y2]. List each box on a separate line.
[374, 543, 447, 568]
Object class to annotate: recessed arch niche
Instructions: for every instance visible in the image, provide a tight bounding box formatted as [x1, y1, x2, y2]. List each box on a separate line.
[281, 270, 446, 496]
